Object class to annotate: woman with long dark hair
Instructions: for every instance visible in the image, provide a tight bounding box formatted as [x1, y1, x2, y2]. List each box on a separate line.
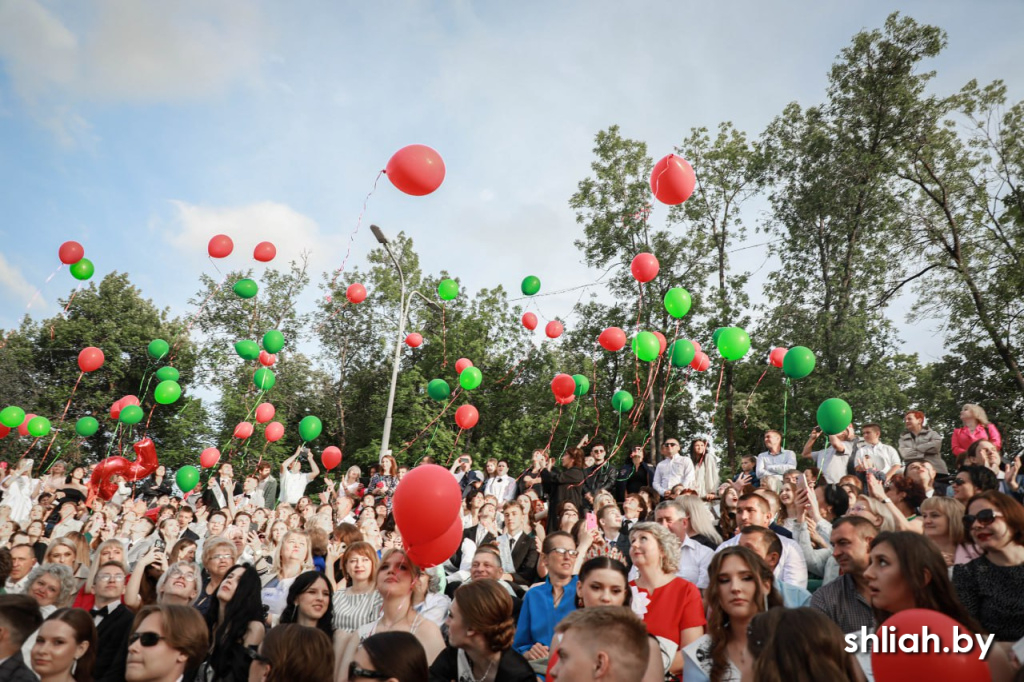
[201, 564, 265, 681]
[690, 438, 720, 502]
[746, 608, 864, 682]
[543, 449, 585, 532]
[352, 631, 428, 682]
[30, 608, 96, 682]
[247, 624, 333, 682]
[279, 570, 334, 637]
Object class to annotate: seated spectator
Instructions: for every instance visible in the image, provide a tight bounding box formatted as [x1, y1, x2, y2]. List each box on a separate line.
[919, 497, 980, 567]
[279, 570, 334, 637]
[549, 606, 652, 682]
[125, 604, 209, 682]
[153, 561, 200, 605]
[201, 564, 266, 681]
[89, 560, 134, 682]
[809, 516, 877, 634]
[864, 473, 926, 532]
[513, 531, 579, 668]
[0, 594, 43, 681]
[249, 623, 333, 682]
[716, 494, 808, 588]
[30, 607, 96, 682]
[746, 607, 863, 681]
[330, 542, 382, 633]
[952, 466, 999, 504]
[738, 526, 812, 608]
[351, 631, 428, 682]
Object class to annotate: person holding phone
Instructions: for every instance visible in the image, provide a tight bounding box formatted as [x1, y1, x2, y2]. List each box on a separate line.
[279, 446, 321, 506]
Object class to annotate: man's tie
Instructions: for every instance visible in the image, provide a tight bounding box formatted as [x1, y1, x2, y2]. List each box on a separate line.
[90, 605, 108, 618]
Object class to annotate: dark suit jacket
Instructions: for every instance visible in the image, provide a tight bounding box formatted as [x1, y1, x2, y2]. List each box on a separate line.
[449, 525, 496, 572]
[0, 652, 40, 682]
[509, 533, 539, 587]
[95, 602, 135, 682]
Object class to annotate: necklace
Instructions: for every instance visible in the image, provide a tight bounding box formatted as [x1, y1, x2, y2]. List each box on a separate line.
[463, 651, 496, 682]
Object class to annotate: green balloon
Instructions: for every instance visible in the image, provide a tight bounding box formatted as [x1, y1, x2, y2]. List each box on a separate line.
[69, 258, 94, 281]
[298, 415, 323, 442]
[148, 339, 170, 360]
[253, 368, 276, 390]
[817, 398, 853, 435]
[176, 465, 200, 493]
[668, 339, 696, 368]
[118, 405, 144, 425]
[155, 366, 180, 382]
[631, 332, 660, 362]
[427, 379, 451, 401]
[0, 406, 25, 428]
[75, 416, 99, 437]
[263, 330, 285, 354]
[460, 366, 483, 391]
[611, 390, 634, 413]
[572, 374, 590, 396]
[663, 288, 692, 318]
[716, 327, 751, 362]
[521, 276, 541, 296]
[782, 346, 816, 379]
[154, 380, 182, 405]
[711, 327, 725, 344]
[235, 340, 260, 361]
[234, 279, 258, 299]
[438, 278, 459, 301]
[27, 416, 51, 437]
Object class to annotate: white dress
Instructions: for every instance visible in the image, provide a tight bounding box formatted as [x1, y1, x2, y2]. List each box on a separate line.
[3, 474, 36, 526]
[682, 634, 742, 682]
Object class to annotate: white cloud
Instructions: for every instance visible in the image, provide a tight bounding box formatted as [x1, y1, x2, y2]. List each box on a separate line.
[0, 251, 47, 317]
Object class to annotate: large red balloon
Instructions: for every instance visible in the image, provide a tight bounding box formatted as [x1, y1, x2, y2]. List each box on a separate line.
[253, 241, 277, 262]
[455, 358, 473, 375]
[691, 352, 711, 372]
[200, 447, 221, 469]
[555, 394, 575, 405]
[650, 154, 696, 205]
[0, 425, 9, 439]
[346, 283, 367, 304]
[255, 403, 276, 424]
[630, 253, 660, 283]
[599, 327, 627, 351]
[405, 333, 423, 348]
[265, 421, 284, 442]
[551, 373, 576, 400]
[872, 609, 990, 682]
[392, 464, 462, 545]
[78, 346, 105, 373]
[208, 234, 234, 258]
[88, 438, 159, 500]
[522, 312, 538, 331]
[653, 332, 667, 355]
[109, 399, 123, 420]
[59, 241, 84, 265]
[321, 446, 342, 471]
[692, 340, 702, 355]
[404, 515, 463, 568]
[545, 321, 563, 339]
[385, 144, 446, 196]
[233, 422, 254, 439]
[258, 350, 277, 367]
[455, 404, 479, 430]
[769, 347, 788, 369]
[122, 395, 140, 407]
[18, 414, 36, 437]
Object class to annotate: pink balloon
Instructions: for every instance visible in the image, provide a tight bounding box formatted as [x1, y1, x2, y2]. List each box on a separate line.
[653, 331, 667, 355]
[18, 414, 36, 437]
[200, 447, 221, 469]
[599, 327, 627, 351]
[551, 373, 576, 400]
[233, 422, 254, 439]
[385, 144, 446, 196]
[522, 312, 538, 331]
[691, 352, 711, 372]
[545, 321, 563, 339]
[264, 421, 284, 442]
[392, 464, 463, 545]
[346, 283, 367, 304]
[78, 346, 105, 373]
[255, 403, 276, 424]
[769, 347, 788, 368]
[630, 253, 660, 283]
[455, 358, 473, 375]
[258, 351, 277, 367]
[404, 515, 463, 568]
[59, 241, 85, 265]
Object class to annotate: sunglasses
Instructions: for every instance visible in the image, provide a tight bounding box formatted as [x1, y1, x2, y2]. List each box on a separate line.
[952, 478, 968, 486]
[128, 632, 165, 647]
[244, 646, 271, 665]
[348, 662, 389, 679]
[963, 509, 1003, 529]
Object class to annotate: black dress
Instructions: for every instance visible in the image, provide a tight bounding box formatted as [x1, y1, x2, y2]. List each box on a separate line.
[428, 646, 536, 682]
[952, 555, 1024, 641]
[542, 466, 585, 532]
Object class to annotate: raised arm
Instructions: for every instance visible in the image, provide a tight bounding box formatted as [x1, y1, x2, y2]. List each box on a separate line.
[307, 449, 321, 480]
[280, 445, 303, 476]
[801, 427, 822, 459]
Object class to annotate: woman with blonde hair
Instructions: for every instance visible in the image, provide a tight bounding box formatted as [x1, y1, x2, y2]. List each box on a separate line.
[952, 404, 1001, 457]
[921, 497, 980, 569]
[342, 465, 364, 496]
[261, 529, 312, 619]
[676, 494, 723, 547]
[44, 537, 89, 595]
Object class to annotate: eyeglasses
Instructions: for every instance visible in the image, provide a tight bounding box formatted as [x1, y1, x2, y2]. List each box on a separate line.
[963, 509, 1003, 529]
[348, 662, 389, 679]
[548, 547, 580, 558]
[96, 574, 125, 584]
[952, 478, 968, 487]
[168, 569, 197, 582]
[128, 632, 166, 647]
[244, 646, 271, 665]
[211, 554, 233, 561]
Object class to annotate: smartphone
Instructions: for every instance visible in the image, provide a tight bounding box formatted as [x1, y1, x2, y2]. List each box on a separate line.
[586, 512, 598, 531]
[797, 473, 808, 490]
[1002, 449, 1022, 466]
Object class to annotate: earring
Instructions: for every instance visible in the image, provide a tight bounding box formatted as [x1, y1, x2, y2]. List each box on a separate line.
[72, 658, 79, 675]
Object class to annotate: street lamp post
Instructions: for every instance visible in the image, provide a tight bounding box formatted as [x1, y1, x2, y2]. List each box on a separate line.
[371, 225, 440, 463]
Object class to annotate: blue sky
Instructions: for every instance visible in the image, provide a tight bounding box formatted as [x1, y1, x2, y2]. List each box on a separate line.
[1, 0, 1022, 363]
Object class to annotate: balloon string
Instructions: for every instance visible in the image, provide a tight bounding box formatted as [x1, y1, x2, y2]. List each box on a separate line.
[642, 364, 678, 450]
[398, 387, 463, 454]
[328, 170, 383, 291]
[440, 305, 448, 368]
[313, 298, 350, 335]
[58, 372, 84, 423]
[590, 348, 601, 441]
[560, 399, 582, 456]
[742, 368, 770, 427]
[446, 428, 465, 466]
[782, 378, 790, 450]
[543, 404, 564, 454]
[50, 284, 83, 339]
[421, 422, 442, 457]
[711, 360, 726, 425]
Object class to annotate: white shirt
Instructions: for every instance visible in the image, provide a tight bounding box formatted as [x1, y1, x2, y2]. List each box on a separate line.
[652, 455, 696, 495]
[279, 470, 313, 505]
[755, 449, 797, 480]
[629, 533, 713, 589]
[484, 476, 516, 502]
[856, 442, 902, 472]
[812, 446, 854, 485]
[717, 532, 809, 588]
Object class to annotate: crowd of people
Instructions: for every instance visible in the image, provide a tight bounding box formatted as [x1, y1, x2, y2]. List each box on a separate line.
[0, 404, 1022, 681]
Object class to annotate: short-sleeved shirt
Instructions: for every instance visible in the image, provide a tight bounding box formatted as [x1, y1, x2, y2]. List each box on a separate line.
[279, 470, 313, 505]
[629, 577, 706, 645]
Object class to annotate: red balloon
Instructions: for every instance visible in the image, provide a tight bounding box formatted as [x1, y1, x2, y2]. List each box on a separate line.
[455, 404, 479, 430]
[88, 437, 159, 500]
[265, 421, 284, 442]
[598, 327, 627, 351]
[392, 464, 463, 545]
[346, 283, 367, 304]
[208, 234, 234, 258]
[109, 399, 123, 420]
[653, 332, 667, 355]
[233, 422, 254, 439]
[455, 358, 473, 375]
[258, 350, 277, 367]
[872, 609, 990, 682]
[404, 515, 463, 568]
[255, 403, 276, 424]
[691, 352, 711, 372]
[630, 252, 660, 283]
[551, 373, 576, 399]
[385, 144, 446, 196]
[522, 312, 538, 331]
[200, 447, 221, 469]
[0, 425, 9, 439]
[122, 395, 140, 407]
[17, 414, 35, 437]
[58, 241, 84, 265]
[545, 321, 563, 339]
[405, 333, 423, 348]
[321, 446, 342, 471]
[692, 340, 702, 355]
[769, 347, 788, 369]
[253, 241, 276, 262]
[78, 346, 105, 373]
[650, 154, 696, 205]
[555, 394, 575, 405]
